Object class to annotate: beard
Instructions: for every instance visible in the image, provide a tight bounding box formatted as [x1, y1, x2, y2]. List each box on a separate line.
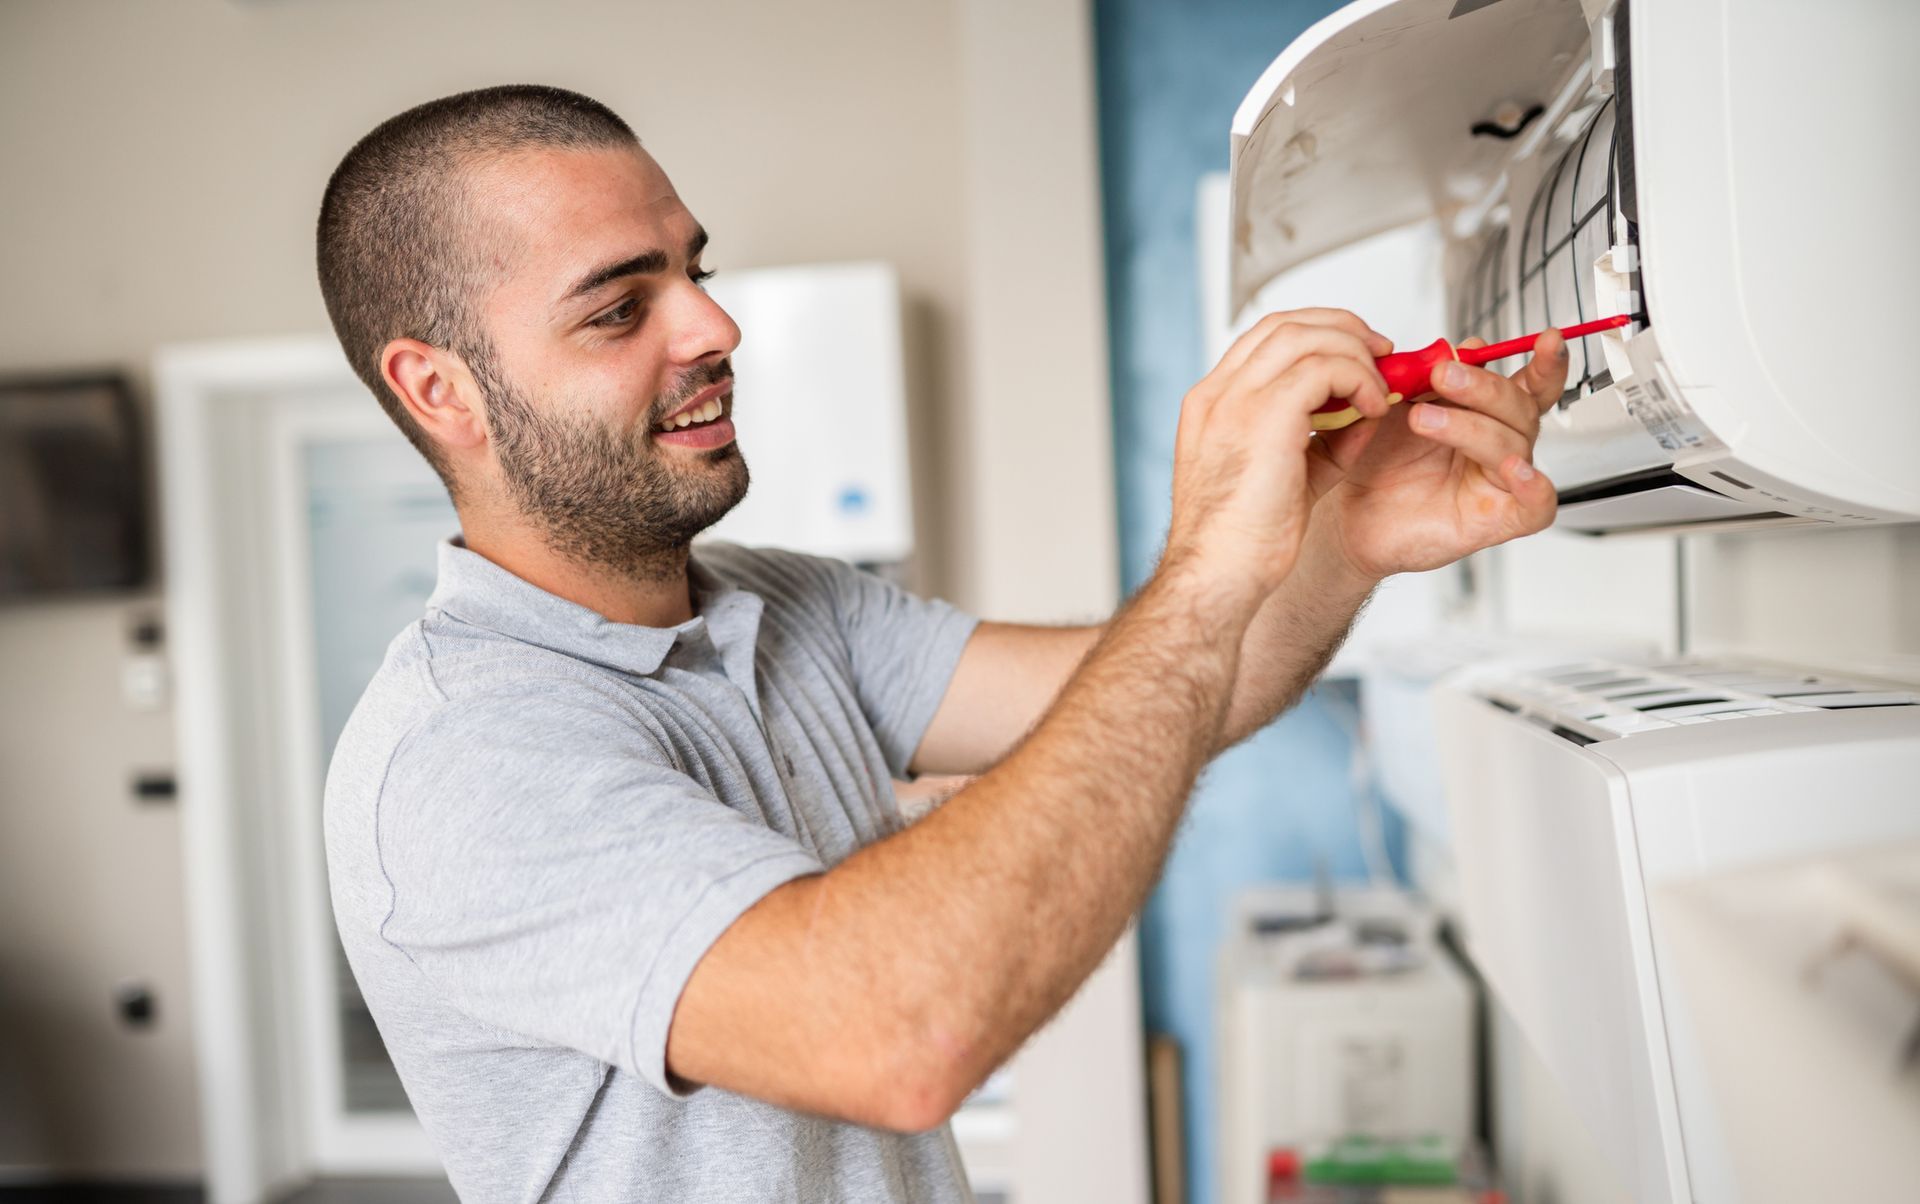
[470, 342, 749, 579]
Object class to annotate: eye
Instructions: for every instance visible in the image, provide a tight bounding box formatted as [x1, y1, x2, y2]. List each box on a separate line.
[590, 298, 638, 328]
[690, 267, 717, 288]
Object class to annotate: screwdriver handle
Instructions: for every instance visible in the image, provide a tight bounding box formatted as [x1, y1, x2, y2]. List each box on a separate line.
[1311, 338, 1456, 431]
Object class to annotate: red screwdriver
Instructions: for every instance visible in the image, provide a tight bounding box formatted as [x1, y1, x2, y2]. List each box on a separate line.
[1311, 313, 1636, 431]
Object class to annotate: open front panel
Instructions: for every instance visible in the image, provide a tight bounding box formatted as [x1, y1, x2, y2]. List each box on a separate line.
[1227, 0, 1587, 313]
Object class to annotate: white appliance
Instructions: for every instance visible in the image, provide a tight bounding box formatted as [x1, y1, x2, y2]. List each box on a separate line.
[1216, 886, 1474, 1204]
[1653, 843, 1920, 1204]
[1227, 0, 1920, 535]
[701, 261, 914, 564]
[1433, 656, 1920, 1203]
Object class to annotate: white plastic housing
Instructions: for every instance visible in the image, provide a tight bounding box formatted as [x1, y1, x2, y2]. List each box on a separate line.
[1433, 656, 1920, 1202]
[701, 261, 914, 563]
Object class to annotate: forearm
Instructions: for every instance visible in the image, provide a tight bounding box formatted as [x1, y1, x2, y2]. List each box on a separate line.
[920, 519, 1377, 779]
[673, 307, 1407, 1127]
[1218, 512, 1379, 750]
[676, 557, 1255, 1128]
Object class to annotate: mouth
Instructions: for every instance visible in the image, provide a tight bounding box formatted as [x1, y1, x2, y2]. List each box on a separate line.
[654, 391, 728, 433]
[652, 388, 735, 449]
[654, 374, 732, 429]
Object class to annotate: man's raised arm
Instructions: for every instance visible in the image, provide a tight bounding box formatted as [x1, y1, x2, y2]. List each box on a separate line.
[908, 321, 1572, 776]
[665, 310, 1395, 1131]
[906, 526, 1373, 778]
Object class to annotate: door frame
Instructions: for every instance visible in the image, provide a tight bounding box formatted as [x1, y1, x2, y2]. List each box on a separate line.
[158, 337, 442, 1204]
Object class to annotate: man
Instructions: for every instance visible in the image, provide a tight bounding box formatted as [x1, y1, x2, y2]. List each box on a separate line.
[317, 85, 1564, 1202]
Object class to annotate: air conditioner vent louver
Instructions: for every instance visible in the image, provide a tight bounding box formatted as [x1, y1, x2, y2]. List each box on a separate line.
[1476, 658, 1917, 743]
[1630, 696, 1732, 712]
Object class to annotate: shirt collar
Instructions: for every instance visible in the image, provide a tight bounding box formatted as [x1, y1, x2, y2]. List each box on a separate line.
[424, 535, 764, 678]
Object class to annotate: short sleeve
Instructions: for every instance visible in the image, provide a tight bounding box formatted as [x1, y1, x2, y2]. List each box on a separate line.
[742, 547, 980, 777]
[374, 684, 823, 1098]
[832, 568, 979, 775]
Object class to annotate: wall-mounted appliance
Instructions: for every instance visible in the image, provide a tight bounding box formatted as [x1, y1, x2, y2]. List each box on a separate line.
[1228, 0, 1920, 535]
[701, 261, 914, 565]
[1434, 655, 1920, 1202]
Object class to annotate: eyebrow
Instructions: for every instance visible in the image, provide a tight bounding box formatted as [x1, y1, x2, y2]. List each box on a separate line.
[556, 227, 709, 311]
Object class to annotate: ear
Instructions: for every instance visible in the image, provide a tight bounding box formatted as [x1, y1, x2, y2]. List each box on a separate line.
[379, 338, 490, 453]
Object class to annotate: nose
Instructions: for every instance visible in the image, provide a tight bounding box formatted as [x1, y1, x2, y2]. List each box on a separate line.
[671, 277, 741, 368]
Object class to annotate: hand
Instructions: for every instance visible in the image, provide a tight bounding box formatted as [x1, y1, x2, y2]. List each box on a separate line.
[1163, 309, 1396, 606]
[1306, 330, 1567, 581]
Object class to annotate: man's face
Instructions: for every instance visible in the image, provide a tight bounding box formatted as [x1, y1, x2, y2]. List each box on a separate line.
[462, 145, 747, 572]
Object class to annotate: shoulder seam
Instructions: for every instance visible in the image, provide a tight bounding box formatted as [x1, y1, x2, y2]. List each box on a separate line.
[371, 711, 436, 971]
[412, 621, 449, 703]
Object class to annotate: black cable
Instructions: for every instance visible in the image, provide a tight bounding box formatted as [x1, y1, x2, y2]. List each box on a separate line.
[1470, 103, 1545, 140]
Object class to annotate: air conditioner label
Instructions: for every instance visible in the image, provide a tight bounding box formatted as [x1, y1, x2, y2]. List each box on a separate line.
[1617, 374, 1713, 453]
[1618, 329, 1729, 458]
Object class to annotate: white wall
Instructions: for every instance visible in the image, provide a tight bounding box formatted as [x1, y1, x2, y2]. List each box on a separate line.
[1685, 525, 1920, 682]
[0, 0, 1125, 1184]
[1488, 523, 1920, 681]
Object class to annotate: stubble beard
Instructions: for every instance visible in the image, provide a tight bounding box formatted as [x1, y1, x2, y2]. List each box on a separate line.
[472, 342, 749, 582]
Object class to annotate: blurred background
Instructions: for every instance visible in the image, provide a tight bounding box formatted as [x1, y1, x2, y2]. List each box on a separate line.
[2, 2, 1916, 1203]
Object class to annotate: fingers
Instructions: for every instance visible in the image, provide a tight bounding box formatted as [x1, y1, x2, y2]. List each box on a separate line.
[1181, 334, 1389, 478]
[1256, 353, 1393, 429]
[1405, 401, 1556, 515]
[1426, 331, 1566, 437]
[1279, 307, 1394, 355]
[1208, 308, 1393, 382]
[1234, 324, 1392, 417]
[1514, 329, 1569, 414]
[1500, 454, 1558, 529]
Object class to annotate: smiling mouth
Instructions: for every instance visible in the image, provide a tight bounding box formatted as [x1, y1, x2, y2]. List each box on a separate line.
[654, 394, 727, 433]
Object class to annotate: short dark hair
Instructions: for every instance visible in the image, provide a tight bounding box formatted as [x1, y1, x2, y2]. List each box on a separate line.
[316, 85, 639, 495]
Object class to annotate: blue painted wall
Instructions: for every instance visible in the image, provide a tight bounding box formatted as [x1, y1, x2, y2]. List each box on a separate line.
[1089, 3, 1389, 1202]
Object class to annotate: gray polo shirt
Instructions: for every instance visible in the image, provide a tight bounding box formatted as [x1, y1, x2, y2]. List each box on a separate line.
[323, 535, 980, 1203]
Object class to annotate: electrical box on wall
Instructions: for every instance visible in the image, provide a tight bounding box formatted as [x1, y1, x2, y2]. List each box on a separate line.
[1228, 0, 1920, 536]
[700, 261, 914, 565]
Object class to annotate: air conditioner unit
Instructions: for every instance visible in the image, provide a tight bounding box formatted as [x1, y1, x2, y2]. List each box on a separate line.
[1228, 0, 1920, 535]
[1433, 656, 1920, 1202]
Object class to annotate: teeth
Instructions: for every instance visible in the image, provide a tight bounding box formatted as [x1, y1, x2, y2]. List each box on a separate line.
[658, 396, 725, 432]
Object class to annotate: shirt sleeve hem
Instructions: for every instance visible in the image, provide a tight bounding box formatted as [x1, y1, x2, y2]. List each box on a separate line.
[627, 848, 825, 1099]
[879, 604, 982, 778]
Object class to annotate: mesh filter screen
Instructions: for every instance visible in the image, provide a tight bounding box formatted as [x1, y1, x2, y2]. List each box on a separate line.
[1454, 95, 1644, 407]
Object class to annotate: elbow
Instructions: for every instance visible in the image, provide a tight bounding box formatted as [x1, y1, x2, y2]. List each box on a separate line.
[833, 1031, 977, 1134]
[866, 1068, 969, 1135]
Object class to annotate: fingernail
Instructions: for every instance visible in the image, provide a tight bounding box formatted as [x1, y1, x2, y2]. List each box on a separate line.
[1513, 458, 1536, 481]
[1414, 404, 1448, 432]
[1441, 362, 1467, 389]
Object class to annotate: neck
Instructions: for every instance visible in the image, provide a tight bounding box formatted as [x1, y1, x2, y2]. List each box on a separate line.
[456, 511, 697, 629]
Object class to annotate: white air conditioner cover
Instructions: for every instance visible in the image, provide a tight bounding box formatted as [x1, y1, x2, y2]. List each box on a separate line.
[1229, 0, 1920, 534]
[1433, 656, 1920, 1202]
